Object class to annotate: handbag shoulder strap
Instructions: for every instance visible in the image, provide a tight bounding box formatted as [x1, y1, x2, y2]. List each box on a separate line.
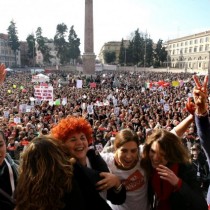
[0, 188, 16, 204]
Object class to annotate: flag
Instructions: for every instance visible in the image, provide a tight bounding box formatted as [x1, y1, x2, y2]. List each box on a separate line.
[145, 82, 152, 89]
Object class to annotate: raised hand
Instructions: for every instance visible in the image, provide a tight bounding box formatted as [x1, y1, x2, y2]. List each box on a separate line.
[192, 75, 208, 114]
[0, 63, 6, 84]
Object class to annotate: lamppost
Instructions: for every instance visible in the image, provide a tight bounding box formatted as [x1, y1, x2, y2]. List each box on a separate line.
[208, 50, 210, 86]
[124, 48, 126, 66]
[3, 40, 12, 67]
[4, 40, 7, 66]
[144, 33, 147, 71]
[33, 42, 35, 67]
[31, 40, 36, 67]
[166, 39, 169, 72]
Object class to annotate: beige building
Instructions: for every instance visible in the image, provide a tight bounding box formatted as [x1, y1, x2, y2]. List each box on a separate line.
[166, 30, 210, 71]
[98, 40, 129, 64]
[0, 33, 21, 67]
[36, 42, 59, 66]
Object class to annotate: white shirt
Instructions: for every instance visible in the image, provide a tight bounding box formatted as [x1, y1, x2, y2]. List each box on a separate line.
[101, 152, 149, 210]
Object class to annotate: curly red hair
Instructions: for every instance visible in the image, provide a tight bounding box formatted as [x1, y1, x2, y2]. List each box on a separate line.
[51, 116, 93, 145]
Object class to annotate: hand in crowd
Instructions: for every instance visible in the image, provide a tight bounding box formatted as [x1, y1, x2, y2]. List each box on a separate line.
[0, 63, 6, 84]
[193, 75, 208, 115]
[96, 172, 121, 191]
[186, 97, 196, 115]
[157, 164, 180, 187]
[185, 75, 208, 115]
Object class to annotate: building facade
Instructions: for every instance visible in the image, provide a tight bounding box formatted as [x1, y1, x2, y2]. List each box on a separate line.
[98, 40, 129, 64]
[166, 30, 210, 71]
[36, 42, 59, 67]
[0, 33, 21, 67]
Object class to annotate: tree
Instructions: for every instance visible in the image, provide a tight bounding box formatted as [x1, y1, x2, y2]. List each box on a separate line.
[36, 27, 53, 65]
[103, 51, 116, 64]
[68, 25, 80, 65]
[132, 29, 144, 66]
[54, 23, 68, 64]
[145, 37, 154, 67]
[26, 34, 36, 66]
[118, 39, 126, 66]
[154, 39, 167, 67]
[126, 40, 134, 65]
[7, 20, 20, 67]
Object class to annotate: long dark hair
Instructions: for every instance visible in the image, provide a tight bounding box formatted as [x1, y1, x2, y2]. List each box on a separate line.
[15, 136, 74, 210]
[141, 129, 190, 177]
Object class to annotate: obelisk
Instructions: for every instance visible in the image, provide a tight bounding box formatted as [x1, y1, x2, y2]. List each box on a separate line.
[83, 0, 95, 75]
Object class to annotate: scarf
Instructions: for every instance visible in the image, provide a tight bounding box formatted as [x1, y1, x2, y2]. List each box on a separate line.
[151, 163, 179, 210]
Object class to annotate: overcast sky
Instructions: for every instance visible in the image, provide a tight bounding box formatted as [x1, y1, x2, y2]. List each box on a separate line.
[1, 0, 210, 57]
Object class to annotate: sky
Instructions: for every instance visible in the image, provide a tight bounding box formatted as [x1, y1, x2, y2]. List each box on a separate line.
[1, 0, 210, 57]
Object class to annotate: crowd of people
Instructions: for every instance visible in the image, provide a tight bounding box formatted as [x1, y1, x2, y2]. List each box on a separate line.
[0, 63, 210, 209]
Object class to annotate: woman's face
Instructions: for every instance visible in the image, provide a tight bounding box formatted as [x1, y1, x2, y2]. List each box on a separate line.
[0, 134, 6, 165]
[115, 141, 139, 170]
[149, 141, 168, 168]
[64, 132, 88, 165]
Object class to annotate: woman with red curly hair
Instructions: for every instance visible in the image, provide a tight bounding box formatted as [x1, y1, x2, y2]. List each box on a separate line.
[51, 116, 126, 210]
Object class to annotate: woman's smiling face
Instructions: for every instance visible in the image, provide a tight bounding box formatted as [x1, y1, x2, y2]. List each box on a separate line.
[64, 132, 89, 165]
[149, 141, 168, 168]
[115, 141, 139, 170]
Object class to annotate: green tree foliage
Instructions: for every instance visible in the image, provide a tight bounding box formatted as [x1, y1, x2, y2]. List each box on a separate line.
[119, 39, 126, 65]
[132, 29, 144, 65]
[26, 34, 36, 66]
[104, 51, 116, 64]
[145, 37, 154, 67]
[154, 39, 167, 67]
[132, 29, 143, 64]
[7, 20, 20, 67]
[68, 25, 80, 65]
[54, 23, 68, 64]
[126, 41, 134, 65]
[36, 27, 53, 64]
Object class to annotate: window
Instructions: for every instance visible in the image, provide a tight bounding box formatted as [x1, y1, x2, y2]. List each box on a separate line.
[200, 38, 203, 43]
[194, 47, 197, 52]
[190, 40, 192, 45]
[206, 37, 209, 42]
[199, 45, 203, 51]
[185, 41, 188, 46]
[185, 48, 187, 53]
[194, 39, 197, 44]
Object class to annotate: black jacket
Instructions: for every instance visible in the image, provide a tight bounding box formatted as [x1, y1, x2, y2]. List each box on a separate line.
[148, 163, 208, 210]
[0, 154, 18, 210]
[72, 149, 126, 210]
